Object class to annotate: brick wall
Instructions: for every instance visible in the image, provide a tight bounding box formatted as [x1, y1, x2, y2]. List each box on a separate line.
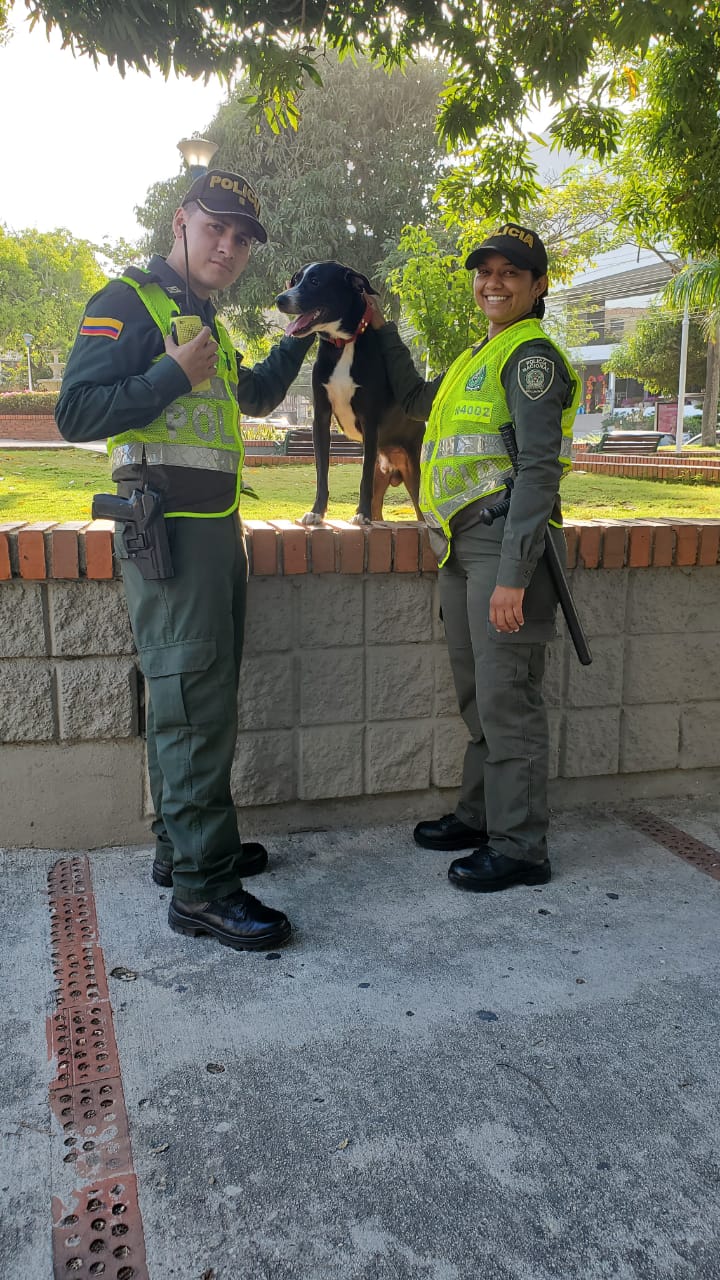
[571, 443, 720, 483]
[1, 518, 719, 849]
[0, 415, 63, 442]
[573, 457, 720, 482]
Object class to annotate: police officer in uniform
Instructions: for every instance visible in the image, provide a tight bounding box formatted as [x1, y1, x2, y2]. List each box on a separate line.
[365, 224, 580, 892]
[57, 170, 315, 948]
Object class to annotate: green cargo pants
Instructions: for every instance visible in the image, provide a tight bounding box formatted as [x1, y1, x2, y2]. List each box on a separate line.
[119, 512, 248, 902]
[439, 520, 560, 865]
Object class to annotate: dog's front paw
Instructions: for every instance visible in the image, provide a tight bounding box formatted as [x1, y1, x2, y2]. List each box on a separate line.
[350, 512, 373, 526]
[299, 511, 326, 526]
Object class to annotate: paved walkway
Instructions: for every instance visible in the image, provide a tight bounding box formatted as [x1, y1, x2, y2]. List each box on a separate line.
[2, 798, 720, 1278]
[1, 438, 106, 451]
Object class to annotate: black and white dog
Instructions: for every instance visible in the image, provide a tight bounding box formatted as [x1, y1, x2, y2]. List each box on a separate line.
[275, 261, 424, 525]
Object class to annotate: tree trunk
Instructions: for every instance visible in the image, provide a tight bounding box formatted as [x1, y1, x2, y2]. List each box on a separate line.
[702, 324, 720, 445]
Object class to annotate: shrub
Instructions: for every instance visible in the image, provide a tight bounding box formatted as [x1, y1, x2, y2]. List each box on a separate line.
[0, 390, 59, 415]
[242, 422, 287, 441]
[601, 407, 655, 430]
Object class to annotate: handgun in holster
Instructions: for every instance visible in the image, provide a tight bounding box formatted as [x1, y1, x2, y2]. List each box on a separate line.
[91, 486, 174, 580]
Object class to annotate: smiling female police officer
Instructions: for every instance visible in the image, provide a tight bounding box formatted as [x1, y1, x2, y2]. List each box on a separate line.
[57, 171, 314, 950]
[366, 223, 580, 892]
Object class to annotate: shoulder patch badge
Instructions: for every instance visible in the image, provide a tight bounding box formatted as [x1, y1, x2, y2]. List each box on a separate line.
[465, 366, 487, 392]
[517, 355, 554, 399]
[79, 316, 124, 340]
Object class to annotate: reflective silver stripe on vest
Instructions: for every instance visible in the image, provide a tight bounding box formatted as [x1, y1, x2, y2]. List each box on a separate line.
[425, 467, 508, 521]
[111, 442, 241, 474]
[435, 433, 504, 460]
[422, 510, 443, 529]
[421, 433, 501, 462]
[424, 432, 573, 464]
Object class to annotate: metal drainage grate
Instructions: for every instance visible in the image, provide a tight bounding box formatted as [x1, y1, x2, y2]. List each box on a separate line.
[48, 856, 149, 1278]
[623, 810, 720, 882]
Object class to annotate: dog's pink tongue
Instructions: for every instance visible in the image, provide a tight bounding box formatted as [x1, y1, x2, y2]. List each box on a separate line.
[285, 314, 314, 336]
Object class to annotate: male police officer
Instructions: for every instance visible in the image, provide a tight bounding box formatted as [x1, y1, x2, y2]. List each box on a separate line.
[57, 170, 314, 950]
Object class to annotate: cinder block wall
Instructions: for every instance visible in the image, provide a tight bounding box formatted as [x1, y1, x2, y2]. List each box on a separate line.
[1, 518, 719, 849]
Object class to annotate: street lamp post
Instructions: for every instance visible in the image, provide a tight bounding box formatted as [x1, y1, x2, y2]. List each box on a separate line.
[176, 137, 219, 178]
[22, 333, 34, 392]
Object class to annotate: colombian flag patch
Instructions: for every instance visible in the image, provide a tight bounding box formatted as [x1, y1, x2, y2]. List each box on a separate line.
[80, 316, 124, 340]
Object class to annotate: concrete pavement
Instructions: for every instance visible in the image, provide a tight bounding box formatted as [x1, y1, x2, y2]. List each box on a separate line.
[2, 798, 720, 1279]
[1, 438, 106, 451]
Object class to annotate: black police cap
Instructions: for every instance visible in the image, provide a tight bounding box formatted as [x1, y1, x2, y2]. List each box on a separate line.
[465, 223, 548, 275]
[181, 170, 268, 243]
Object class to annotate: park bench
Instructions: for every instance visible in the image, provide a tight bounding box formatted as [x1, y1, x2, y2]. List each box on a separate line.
[280, 427, 364, 458]
[592, 431, 664, 455]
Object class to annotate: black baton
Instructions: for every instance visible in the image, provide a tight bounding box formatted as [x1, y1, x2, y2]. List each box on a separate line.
[483, 421, 592, 666]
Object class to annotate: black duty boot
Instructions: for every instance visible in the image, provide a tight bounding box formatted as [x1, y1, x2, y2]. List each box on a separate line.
[168, 889, 291, 951]
[152, 842, 269, 888]
[414, 813, 485, 851]
[448, 848, 551, 893]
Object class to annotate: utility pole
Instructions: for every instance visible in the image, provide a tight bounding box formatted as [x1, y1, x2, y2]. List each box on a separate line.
[675, 300, 690, 454]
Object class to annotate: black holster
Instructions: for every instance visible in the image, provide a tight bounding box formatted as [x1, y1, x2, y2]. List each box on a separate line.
[91, 486, 174, 580]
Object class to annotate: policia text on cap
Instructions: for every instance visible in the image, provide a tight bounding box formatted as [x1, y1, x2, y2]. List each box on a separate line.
[57, 171, 314, 952]
[363, 223, 585, 895]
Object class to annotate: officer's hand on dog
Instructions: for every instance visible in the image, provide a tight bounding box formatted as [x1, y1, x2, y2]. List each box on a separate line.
[164, 327, 219, 388]
[489, 585, 525, 633]
[362, 292, 387, 330]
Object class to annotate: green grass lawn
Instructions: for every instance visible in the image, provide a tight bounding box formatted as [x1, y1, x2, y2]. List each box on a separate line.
[1, 448, 719, 523]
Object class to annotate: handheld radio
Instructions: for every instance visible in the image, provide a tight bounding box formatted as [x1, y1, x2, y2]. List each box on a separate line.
[170, 223, 212, 391]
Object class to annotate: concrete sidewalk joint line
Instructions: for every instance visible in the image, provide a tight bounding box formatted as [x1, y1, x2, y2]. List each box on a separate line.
[47, 855, 149, 1278]
[623, 809, 720, 880]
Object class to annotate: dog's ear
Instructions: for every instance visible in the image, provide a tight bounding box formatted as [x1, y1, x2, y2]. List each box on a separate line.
[346, 270, 378, 296]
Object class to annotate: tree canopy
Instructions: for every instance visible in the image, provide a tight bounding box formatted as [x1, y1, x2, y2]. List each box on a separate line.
[605, 307, 707, 399]
[607, 29, 720, 441]
[136, 55, 446, 338]
[0, 226, 106, 366]
[23, 1, 710, 186]
[384, 225, 484, 374]
[616, 40, 720, 259]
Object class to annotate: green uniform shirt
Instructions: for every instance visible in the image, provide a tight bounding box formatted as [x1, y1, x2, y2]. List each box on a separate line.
[56, 255, 314, 514]
[376, 321, 577, 589]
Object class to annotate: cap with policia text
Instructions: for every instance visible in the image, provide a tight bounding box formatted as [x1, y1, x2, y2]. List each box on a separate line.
[181, 170, 268, 243]
[465, 223, 548, 275]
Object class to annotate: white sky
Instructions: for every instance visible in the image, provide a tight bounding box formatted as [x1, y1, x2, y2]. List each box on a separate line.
[0, 1, 227, 244]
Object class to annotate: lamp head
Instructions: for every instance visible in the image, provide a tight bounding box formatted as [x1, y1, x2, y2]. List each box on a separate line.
[177, 136, 219, 179]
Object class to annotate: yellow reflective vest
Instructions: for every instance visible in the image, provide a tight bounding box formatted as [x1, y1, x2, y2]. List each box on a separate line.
[108, 273, 245, 518]
[420, 319, 580, 564]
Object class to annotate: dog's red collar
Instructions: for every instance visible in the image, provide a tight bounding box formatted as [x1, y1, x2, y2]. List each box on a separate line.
[322, 300, 375, 348]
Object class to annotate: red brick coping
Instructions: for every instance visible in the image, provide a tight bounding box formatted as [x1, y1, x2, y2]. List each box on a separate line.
[572, 442, 720, 483]
[1, 518, 719, 580]
[572, 457, 720, 482]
